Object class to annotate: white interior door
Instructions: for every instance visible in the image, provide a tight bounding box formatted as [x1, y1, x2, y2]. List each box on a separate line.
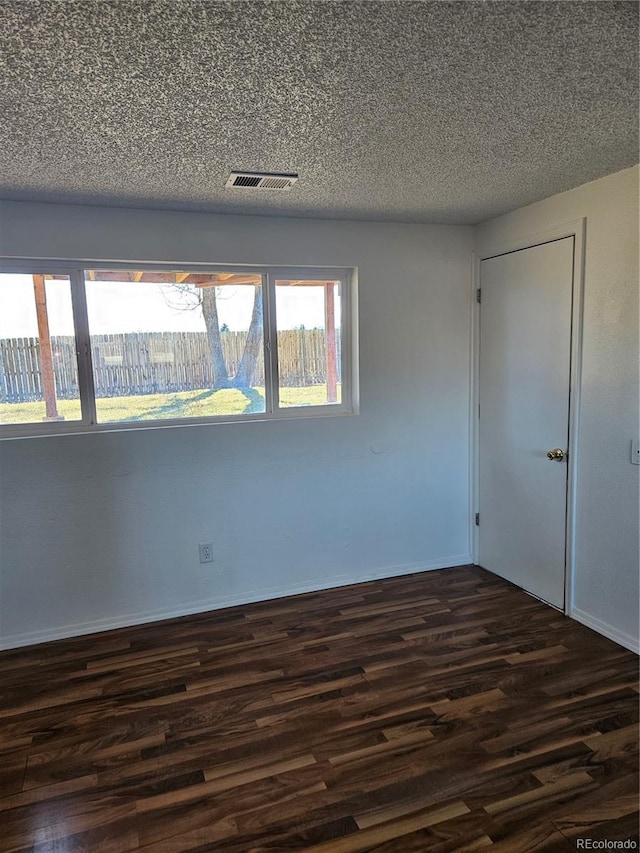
[478, 237, 574, 609]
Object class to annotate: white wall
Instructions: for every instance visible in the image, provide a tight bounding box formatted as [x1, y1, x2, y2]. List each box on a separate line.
[0, 201, 474, 649]
[477, 166, 640, 653]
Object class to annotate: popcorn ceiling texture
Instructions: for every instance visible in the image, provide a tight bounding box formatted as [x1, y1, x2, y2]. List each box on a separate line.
[0, 0, 637, 224]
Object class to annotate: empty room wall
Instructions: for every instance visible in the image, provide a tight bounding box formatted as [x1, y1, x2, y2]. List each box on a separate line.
[477, 166, 640, 652]
[0, 202, 474, 649]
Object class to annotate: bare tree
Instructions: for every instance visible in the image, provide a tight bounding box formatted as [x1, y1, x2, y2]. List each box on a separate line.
[163, 282, 263, 391]
[233, 286, 263, 388]
[200, 286, 230, 389]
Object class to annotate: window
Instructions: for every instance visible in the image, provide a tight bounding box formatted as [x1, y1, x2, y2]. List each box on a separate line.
[84, 270, 266, 423]
[275, 279, 342, 407]
[0, 264, 357, 437]
[0, 272, 82, 427]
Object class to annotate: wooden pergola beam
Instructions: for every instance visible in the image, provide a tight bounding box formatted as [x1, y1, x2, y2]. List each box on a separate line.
[191, 275, 262, 288]
[48, 271, 266, 287]
[47, 272, 340, 288]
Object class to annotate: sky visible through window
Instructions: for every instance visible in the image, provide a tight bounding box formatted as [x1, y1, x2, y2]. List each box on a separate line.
[0, 274, 340, 336]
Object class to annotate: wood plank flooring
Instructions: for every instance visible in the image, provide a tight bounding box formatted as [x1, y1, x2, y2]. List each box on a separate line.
[0, 565, 638, 852]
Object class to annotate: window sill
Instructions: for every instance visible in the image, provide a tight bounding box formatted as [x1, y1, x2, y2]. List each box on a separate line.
[0, 405, 358, 440]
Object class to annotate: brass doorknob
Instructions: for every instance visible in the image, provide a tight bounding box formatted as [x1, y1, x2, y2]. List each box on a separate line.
[547, 448, 566, 461]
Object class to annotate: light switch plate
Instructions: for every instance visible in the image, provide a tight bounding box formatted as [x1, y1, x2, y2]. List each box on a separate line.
[632, 440, 640, 465]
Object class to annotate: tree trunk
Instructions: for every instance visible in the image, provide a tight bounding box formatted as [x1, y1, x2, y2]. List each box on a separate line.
[233, 286, 263, 389]
[201, 287, 230, 389]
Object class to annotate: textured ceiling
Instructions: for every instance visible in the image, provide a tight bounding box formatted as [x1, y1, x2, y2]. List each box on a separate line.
[0, 0, 638, 224]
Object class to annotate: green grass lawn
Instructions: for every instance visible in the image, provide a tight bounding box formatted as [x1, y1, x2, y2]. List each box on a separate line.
[0, 384, 341, 425]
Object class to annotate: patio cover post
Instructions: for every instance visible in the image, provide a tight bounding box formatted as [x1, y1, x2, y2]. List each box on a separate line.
[324, 282, 337, 403]
[32, 274, 61, 420]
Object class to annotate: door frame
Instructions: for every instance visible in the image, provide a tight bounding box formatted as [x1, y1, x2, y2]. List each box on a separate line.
[470, 218, 586, 615]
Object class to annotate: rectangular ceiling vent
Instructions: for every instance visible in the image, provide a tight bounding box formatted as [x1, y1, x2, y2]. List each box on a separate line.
[225, 171, 299, 191]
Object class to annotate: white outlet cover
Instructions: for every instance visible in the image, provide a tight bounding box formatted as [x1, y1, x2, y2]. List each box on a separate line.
[199, 543, 213, 563]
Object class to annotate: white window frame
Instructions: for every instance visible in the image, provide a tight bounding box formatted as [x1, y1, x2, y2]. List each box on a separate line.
[0, 260, 358, 439]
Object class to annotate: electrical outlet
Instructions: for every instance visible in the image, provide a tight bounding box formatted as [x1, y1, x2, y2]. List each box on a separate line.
[632, 440, 640, 465]
[199, 543, 213, 563]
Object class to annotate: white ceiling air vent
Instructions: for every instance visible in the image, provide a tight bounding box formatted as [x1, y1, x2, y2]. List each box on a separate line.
[225, 171, 299, 190]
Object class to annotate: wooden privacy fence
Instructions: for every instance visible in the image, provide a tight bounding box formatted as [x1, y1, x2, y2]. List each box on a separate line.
[0, 331, 342, 402]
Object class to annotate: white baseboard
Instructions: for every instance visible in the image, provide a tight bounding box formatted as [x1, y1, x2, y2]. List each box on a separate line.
[570, 607, 640, 655]
[0, 554, 472, 651]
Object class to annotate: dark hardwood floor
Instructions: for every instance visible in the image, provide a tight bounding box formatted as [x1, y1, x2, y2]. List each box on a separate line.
[0, 565, 638, 852]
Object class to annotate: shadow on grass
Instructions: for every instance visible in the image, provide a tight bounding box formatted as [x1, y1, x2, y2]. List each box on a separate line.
[238, 387, 265, 414]
[123, 387, 265, 422]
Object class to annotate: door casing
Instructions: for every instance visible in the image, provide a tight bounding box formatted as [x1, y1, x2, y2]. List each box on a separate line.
[470, 218, 586, 616]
